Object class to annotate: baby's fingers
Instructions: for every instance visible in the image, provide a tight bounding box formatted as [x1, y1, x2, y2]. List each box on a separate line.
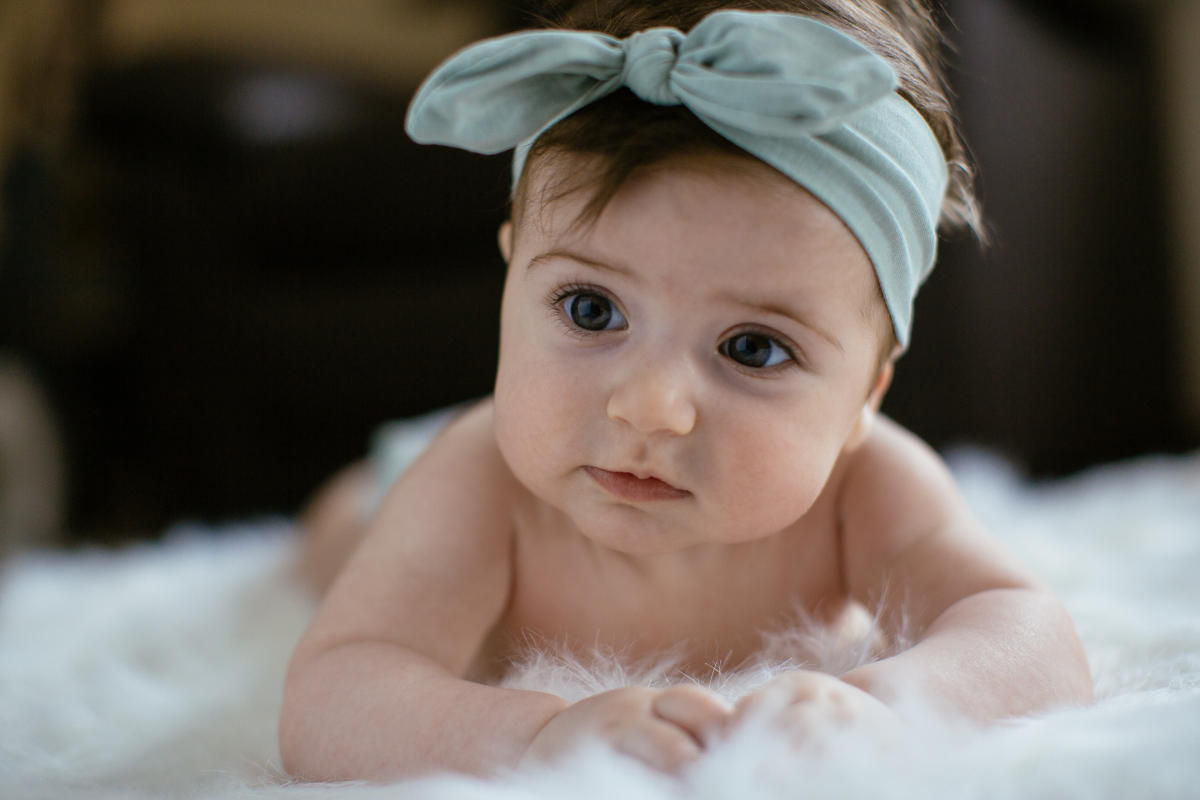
[651, 684, 733, 746]
[732, 671, 834, 724]
[616, 717, 704, 774]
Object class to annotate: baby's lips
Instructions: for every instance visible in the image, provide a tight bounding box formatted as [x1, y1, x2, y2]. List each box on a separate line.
[585, 466, 693, 501]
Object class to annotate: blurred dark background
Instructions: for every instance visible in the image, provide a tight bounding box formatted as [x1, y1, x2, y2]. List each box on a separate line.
[1, 0, 1197, 549]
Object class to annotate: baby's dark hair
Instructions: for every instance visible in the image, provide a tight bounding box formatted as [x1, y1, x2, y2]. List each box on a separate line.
[515, 0, 981, 240]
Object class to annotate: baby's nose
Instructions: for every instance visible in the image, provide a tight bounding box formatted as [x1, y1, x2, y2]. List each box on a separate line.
[606, 363, 697, 436]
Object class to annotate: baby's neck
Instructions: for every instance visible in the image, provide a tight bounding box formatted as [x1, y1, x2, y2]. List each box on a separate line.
[497, 488, 849, 682]
[518, 493, 792, 594]
[584, 531, 789, 595]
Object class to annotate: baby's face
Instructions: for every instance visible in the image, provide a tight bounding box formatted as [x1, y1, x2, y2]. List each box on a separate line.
[494, 151, 888, 555]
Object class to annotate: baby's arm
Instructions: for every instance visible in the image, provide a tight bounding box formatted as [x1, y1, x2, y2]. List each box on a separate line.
[279, 403, 566, 779]
[834, 418, 1093, 720]
[279, 402, 728, 779]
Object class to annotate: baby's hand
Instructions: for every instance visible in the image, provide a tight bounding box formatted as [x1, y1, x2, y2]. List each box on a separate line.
[732, 671, 901, 749]
[523, 685, 732, 773]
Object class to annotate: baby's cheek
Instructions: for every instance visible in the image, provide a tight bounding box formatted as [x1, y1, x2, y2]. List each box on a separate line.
[495, 388, 548, 467]
[495, 361, 579, 482]
[716, 427, 829, 530]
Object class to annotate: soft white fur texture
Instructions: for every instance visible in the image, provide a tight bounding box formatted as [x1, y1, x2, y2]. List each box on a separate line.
[1, 441, 1198, 799]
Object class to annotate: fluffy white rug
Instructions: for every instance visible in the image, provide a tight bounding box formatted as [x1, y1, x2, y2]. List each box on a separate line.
[1, 439, 1198, 799]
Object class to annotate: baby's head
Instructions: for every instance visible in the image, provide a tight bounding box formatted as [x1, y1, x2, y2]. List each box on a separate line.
[519, 0, 978, 351]
[511, 0, 981, 248]
[411, 0, 978, 357]
[406, 0, 978, 552]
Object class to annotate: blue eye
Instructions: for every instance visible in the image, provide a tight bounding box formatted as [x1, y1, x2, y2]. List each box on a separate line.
[563, 292, 626, 331]
[720, 332, 792, 368]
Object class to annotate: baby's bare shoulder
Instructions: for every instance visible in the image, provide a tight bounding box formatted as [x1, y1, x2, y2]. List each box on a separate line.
[836, 416, 1037, 619]
[370, 397, 521, 564]
[303, 398, 519, 673]
[833, 416, 970, 574]
[841, 416, 958, 510]
[412, 397, 515, 486]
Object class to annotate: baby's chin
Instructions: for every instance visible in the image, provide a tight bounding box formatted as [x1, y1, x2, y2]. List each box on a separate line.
[561, 500, 770, 559]
[534, 493, 693, 554]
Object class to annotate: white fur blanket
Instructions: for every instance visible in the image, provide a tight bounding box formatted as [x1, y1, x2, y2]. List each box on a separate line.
[2, 444, 1198, 799]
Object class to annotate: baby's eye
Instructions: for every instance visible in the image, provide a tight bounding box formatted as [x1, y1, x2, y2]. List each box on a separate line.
[720, 332, 793, 369]
[563, 292, 626, 332]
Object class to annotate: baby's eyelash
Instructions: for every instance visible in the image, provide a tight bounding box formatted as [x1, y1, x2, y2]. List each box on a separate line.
[545, 281, 601, 308]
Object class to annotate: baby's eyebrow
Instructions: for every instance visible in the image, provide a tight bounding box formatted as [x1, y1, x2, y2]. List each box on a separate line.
[725, 295, 844, 354]
[526, 249, 635, 279]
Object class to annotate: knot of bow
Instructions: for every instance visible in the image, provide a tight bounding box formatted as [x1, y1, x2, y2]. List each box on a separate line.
[619, 27, 685, 106]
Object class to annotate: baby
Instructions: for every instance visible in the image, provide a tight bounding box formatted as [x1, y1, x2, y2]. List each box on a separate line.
[279, 0, 1093, 781]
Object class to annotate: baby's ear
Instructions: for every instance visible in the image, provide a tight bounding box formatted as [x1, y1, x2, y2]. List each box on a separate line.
[845, 360, 895, 450]
[498, 221, 513, 263]
[865, 357, 896, 413]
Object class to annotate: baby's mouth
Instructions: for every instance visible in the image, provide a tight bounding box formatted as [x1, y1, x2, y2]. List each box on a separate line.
[583, 466, 691, 502]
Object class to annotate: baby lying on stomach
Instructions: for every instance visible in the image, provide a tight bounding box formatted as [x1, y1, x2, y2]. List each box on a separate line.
[279, 0, 1093, 782]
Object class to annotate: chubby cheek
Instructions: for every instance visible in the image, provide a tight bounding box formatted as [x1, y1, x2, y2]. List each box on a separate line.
[707, 414, 840, 539]
[493, 339, 585, 494]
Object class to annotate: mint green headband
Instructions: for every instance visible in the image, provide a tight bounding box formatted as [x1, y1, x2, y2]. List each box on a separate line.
[405, 10, 948, 347]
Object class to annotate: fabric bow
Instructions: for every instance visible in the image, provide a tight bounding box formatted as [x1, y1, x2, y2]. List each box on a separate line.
[405, 11, 897, 154]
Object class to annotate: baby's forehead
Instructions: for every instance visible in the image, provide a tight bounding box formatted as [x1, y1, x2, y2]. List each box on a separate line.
[519, 156, 873, 285]
[513, 147, 846, 240]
